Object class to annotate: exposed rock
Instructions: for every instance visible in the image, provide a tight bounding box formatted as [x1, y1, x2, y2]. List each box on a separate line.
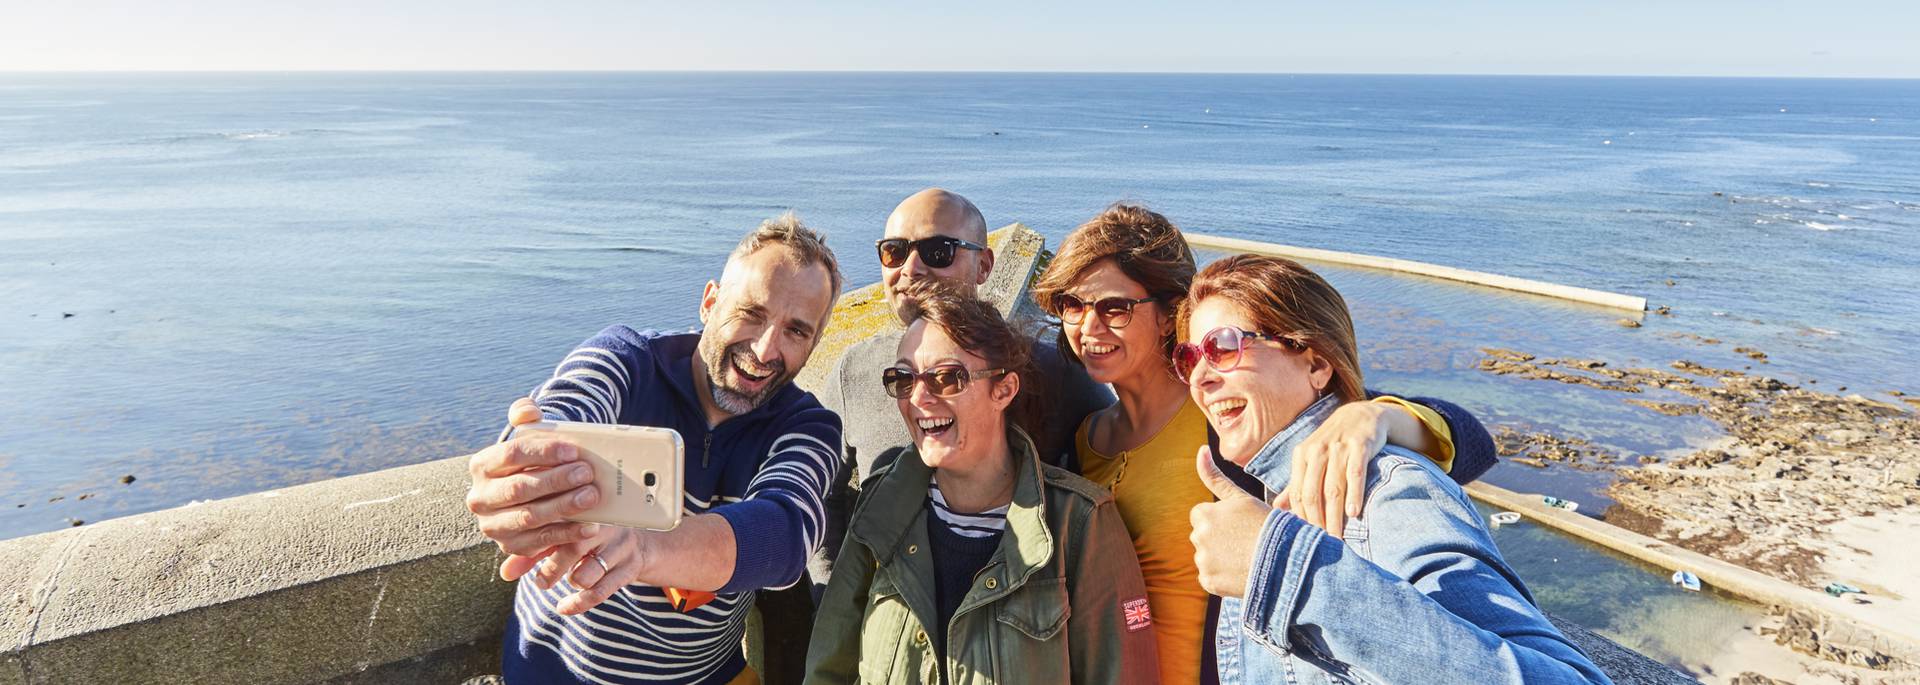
[1619, 318, 1643, 328]
[1481, 347, 1535, 363]
[1626, 399, 1702, 416]
[1493, 426, 1630, 472]
[1768, 607, 1896, 671]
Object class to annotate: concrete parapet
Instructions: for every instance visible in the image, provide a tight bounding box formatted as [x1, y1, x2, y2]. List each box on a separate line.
[1, 455, 507, 685]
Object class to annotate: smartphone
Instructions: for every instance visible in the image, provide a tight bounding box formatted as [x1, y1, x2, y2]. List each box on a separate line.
[507, 421, 685, 531]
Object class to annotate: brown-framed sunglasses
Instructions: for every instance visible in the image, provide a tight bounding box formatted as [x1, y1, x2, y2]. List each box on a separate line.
[881, 364, 1007, 399]
[1052, 294, 1157, 328]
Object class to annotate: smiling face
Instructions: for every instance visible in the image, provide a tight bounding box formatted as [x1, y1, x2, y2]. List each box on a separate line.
[1061, 258, 1172, 385]
[894, 318, 1018, 471]
[694, 245, 835, 418]
[1184, 295, 1332, 465]
[881, 189, 994, 322]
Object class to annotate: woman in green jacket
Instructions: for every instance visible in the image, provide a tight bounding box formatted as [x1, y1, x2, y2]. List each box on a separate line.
[804, 284, 1161, 685]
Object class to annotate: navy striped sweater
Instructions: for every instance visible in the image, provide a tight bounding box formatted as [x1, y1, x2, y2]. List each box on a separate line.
[504, 326, 843, 685]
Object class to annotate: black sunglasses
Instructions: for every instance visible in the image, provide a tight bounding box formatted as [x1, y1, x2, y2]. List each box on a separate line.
[876, 236, 987, 269]
[1052, 294, 1157, 329]
[881, 364, 1006, 399]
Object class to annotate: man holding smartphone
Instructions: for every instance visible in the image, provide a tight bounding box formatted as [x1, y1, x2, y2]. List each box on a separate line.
[465, 213, 844, 685]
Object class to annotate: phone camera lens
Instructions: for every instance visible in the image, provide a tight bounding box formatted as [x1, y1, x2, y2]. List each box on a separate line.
[644, 472, 658, 487]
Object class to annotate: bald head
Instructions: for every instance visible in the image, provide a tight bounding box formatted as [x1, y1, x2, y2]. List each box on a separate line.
[886, 188, 988, 245]
[878, 187, 995, 322]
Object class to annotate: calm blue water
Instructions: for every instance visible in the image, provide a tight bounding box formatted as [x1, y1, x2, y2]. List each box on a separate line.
[3, 73, 1916, 671]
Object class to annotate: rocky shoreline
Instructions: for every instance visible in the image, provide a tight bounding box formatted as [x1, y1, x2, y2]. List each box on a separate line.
[1477, 348, 1920, 682]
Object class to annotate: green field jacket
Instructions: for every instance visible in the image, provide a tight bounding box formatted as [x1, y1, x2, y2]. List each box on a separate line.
[803, 426, 1161, 685]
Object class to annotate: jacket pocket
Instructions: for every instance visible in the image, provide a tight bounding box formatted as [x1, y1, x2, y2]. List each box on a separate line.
[990, 577, 1071, 684]
[859, 579, 910, 684]
[994, 576, 1071, 639]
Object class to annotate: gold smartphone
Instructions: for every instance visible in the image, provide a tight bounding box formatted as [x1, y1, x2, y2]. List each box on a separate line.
[508, 421, 685, 531]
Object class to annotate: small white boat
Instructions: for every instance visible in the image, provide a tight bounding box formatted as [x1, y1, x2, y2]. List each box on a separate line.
[1672, 570, 1702, 592]
[1490, 512, 1522, 528]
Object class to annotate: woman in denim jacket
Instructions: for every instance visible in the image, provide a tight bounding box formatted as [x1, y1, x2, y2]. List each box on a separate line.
[1178, 254, 1613, 685]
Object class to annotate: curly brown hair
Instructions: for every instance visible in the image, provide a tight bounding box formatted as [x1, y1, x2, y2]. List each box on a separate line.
[1029, 203, 1197, 366]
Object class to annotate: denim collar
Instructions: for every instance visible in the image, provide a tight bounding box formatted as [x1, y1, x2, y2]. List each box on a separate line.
[1240, 394, 1342, 492]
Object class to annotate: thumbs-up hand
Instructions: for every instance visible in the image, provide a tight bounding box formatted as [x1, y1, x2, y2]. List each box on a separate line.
[1190, 445, 1276, 599]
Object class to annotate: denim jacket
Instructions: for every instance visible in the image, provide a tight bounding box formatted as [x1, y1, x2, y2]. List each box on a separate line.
[1215, 396, 1613, 685]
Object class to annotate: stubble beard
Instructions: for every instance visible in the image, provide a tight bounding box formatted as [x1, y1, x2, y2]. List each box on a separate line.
[702, 338, 789, 416]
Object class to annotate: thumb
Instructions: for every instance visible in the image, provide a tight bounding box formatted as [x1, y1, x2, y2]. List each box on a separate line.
[508, 398, 543, 427]
[1195, 445, 1253, 502]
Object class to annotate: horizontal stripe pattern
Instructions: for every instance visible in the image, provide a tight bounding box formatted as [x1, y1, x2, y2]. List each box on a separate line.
[512, 329, 842, 684]
[928, 480, 1010, 539]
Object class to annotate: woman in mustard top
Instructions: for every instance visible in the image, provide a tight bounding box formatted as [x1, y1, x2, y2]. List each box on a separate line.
[1028, 204, 1499, 684]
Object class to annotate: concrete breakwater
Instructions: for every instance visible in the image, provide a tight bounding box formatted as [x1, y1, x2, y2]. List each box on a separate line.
[1, 226, 1688, 684]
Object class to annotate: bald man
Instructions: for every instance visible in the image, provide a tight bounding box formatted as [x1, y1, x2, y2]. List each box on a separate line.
[749, 190, 1112, 683]
[823, 188, 1109, 503]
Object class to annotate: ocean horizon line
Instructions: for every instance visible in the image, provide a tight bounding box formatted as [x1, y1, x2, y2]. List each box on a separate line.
[2, 69, 1917, 81]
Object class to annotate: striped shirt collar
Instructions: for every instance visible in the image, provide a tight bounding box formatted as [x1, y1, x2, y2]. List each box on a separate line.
[927, 478, 1009, 539]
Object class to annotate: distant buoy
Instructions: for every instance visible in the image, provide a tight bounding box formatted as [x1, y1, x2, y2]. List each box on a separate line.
[1779, 108, 1788, 113]
[1603, 140, 1612, 145]
[1141, 125, 1149, 129]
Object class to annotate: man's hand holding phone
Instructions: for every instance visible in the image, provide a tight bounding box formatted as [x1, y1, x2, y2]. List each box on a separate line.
[469, 399, 722, 615]
[466, 399, 605, 578]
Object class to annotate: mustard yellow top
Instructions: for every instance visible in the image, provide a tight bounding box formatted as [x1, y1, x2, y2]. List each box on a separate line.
[1076, 396, 1455, 685]
[1076, 400, 1213, 685]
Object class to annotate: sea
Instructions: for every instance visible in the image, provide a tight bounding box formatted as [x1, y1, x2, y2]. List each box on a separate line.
[2, 72, 1917, 675]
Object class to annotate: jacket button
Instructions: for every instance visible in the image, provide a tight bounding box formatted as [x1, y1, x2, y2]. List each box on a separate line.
[915, 630, 928, 645]
[984, 577, 998, 589]
[907, 544, 918, 555]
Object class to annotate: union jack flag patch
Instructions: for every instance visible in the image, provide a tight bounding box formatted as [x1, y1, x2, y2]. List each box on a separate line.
[1123, 597, 1153, 632]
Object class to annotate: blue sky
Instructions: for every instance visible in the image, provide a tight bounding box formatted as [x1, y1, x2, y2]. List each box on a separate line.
[5, 1, 1915, 77]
